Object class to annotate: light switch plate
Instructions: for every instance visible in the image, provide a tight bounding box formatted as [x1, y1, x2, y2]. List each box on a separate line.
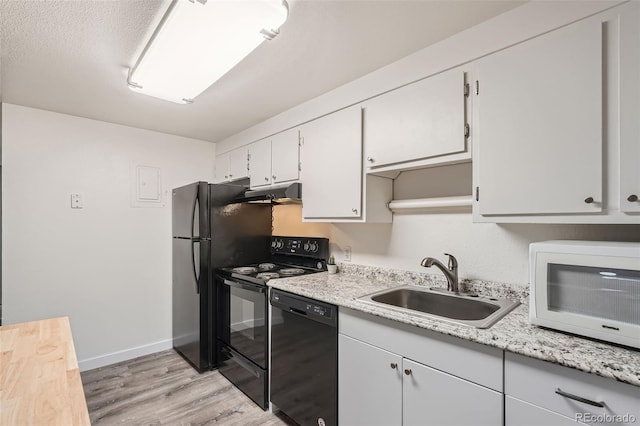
[344, 246, 352, 262]
[71, 193, 83, 209]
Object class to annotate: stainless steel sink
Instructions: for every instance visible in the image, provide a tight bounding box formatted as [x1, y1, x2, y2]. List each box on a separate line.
[359, 285, 520, 329]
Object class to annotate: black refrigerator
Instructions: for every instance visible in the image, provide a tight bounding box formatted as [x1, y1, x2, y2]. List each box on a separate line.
[172, 181, 272, 372]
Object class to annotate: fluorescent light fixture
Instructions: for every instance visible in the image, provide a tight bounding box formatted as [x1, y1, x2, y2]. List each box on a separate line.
[128, 0, 289, 104]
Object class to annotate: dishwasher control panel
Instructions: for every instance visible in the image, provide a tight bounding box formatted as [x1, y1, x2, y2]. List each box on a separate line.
[271, 289, 337, 327]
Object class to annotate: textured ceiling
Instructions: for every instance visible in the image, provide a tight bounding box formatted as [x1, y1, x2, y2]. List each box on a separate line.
[0, 0, 523, 143]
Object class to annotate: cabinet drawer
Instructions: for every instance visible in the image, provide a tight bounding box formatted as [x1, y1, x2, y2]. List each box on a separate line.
[505, 352, 639, 425]
[339, 308, 503, 391]
[506, 396, 582, 426]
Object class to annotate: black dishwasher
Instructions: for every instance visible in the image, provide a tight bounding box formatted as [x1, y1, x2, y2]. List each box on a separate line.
[270, 289, 338, 426]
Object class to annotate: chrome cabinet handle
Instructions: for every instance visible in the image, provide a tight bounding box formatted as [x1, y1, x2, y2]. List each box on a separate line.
[352, 208, 358, 215]
[584, 197, 594, 204]
[404, 369, 412, 376]
[627, 194, 638, 202]
[264, 177, 269, 181]
[366, 157, 374, 163]
[555, 388, 605, 408]
[390, 363, 397, 369]
[272, 175, 277, 180]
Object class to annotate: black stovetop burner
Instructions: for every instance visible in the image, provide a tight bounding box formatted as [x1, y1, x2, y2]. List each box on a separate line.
[220, 261, 324, 284]
[218, 236, 329, 285]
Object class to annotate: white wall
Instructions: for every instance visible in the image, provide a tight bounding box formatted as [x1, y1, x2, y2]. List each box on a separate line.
[329, 216, 640, 286]
[1, 104, 215, 369]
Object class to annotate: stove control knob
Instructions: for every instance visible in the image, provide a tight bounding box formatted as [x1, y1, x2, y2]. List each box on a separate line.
[311, 242, 319, 252]
[304, 242, 311, 251]
[277, 240, 285, 249]
[271, 240, 278, 249]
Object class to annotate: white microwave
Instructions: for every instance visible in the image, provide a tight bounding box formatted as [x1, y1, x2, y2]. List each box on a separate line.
[529, 240, 640, 349]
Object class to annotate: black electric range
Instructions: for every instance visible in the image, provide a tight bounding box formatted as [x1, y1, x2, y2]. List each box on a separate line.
[219, 236, 329, 284]
[215, 236, 329, 410]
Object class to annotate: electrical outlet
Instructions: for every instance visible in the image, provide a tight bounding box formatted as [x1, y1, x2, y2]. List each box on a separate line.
[71, 193, 83, 209]
[344, 246, 352, 262]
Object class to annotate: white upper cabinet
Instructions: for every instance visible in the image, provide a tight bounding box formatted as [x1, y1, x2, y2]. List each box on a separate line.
[364, 67, 469, 172]
[213, 152, 229, 183]
[228, 146, 249, 181]
[214, 146, 249, 183]
[301, 106, 364, 219]
[475, 18, 602, 216]
[248, 138, 271, 187]
[473, 2, 640, 223]
[271, 128, 300, 185]
[248, 128, 300, 188]
[619, 7, 640, 213]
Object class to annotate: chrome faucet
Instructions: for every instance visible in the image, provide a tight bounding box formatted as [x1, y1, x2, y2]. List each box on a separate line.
[421, 253, 459, 293]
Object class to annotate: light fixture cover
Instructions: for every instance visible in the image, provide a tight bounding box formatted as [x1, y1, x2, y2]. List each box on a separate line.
[128, 0, 289, 104]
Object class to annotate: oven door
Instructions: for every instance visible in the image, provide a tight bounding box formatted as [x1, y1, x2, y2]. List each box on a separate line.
[218, 275, 268, 368]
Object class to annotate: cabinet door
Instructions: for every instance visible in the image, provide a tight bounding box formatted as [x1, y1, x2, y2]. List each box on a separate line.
[506, 396, 579, 426]
[271, 128, 300, 184]
[476, 19, 602, 215]
[402, 358, 502, 426]
[619, 6, 640, 213]
[365, 68, 466, 168]
[214, 152, 229, 183]
[301, 106, 363, 219]
[338, 334, 402, 426]
[228, 146, 249, 181]
[248, 138, 271, 188]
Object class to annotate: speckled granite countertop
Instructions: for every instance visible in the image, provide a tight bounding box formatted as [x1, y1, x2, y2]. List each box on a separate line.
[267, 264, 639, 387]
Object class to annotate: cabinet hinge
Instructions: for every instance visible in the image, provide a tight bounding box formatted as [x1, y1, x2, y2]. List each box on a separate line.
[464, 83, 470, 98]
[475, 186, 480, 202]
[298, 162, 302, 172]
[464, 123, 470, 138]
[475, 80, 479, 95]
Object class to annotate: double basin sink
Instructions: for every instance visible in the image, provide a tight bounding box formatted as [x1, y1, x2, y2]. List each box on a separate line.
[359, 285, 520, 329]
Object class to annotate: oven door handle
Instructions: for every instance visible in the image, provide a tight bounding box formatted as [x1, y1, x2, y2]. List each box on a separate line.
[222, 278, 266, 294]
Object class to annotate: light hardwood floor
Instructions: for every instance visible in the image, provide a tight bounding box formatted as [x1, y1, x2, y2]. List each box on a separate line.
[81, 349, 296, 425]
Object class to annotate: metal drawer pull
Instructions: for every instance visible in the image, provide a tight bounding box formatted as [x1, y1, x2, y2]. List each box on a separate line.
[390, 363, 397, 369]
[555, 388, 605, 408]
[628, 194, 638, 202]
[584, 197, 594, 204]
[404, 369, 412, 376]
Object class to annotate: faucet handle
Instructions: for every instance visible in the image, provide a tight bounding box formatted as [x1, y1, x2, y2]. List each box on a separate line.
[444, 253, 458, 271]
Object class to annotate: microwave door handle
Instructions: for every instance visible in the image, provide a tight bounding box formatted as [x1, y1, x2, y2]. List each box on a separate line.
[223, 279, 266, 294]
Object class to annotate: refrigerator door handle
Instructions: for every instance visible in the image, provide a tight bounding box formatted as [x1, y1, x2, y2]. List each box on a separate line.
[192, 240, 200, 294]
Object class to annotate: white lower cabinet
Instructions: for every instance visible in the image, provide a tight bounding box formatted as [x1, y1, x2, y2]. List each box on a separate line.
[402, 358, 502, 426]
[506, 396, 584, 426]
[505, 352, 639, 426]
[339, 309, 503, 426]
[339, 335, 401, 426]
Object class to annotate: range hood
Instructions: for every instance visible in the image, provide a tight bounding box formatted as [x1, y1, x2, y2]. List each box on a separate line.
[236, 182, 301, 204]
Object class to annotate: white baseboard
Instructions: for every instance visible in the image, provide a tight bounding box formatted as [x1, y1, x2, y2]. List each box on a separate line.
[78, 338, 173, 372]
